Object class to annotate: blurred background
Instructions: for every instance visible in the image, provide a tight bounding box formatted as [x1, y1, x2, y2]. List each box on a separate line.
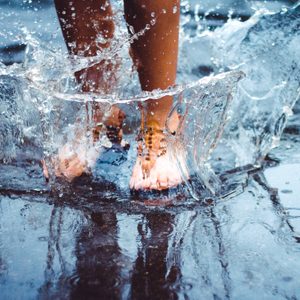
[0, 0, 298, 65]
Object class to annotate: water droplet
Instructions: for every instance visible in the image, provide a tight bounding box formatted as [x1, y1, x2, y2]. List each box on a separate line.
[173, 6, 177, 14]
[129, 25, 135, 35]
[150, 19, 156, 26]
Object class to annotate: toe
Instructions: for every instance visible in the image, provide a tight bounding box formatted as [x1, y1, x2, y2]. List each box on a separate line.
[130, 160, 145, 190]
[157, 168, 168, 189]
[149, 170, 160, 190]
[41, 159, 49, 179]
[143, 175, 152, 190]
[61, 157, 84, 180]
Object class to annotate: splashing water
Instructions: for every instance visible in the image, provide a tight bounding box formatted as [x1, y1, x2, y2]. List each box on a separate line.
[211, 6, 300, 167]
[0, 2, 299, 201]
[1, 2, 300, 299]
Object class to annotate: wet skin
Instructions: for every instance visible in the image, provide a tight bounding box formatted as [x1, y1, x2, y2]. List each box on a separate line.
[52, 0, 184, 190]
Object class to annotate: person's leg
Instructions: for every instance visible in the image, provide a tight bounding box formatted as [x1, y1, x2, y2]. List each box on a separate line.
[124, 0, 180, 127]
[54, 0, 123, 120]
[49, 0, 124, 180]
[124, 0, 184, 190]
[54, 0, 115, 93]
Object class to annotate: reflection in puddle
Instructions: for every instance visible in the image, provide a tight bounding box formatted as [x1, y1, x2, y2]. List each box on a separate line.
[1, 169, 300, 299]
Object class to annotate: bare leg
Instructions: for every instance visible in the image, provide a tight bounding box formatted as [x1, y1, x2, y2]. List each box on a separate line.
[49, 0, 125, 181]
[124, 0, 180, 127]
[54, 0, 123, 121]
[125, 0, 185, 190]
[51, 0, 185, 187]
[54, 0, 116, 93]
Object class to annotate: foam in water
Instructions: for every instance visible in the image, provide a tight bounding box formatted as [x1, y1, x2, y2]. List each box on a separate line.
[0, 3, 299, 200]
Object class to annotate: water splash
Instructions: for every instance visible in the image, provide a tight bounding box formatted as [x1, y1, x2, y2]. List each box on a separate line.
[1, 3, 300, 299]
[0, 2, 299, 201]
[211, 7, 300, 167]
[177, 4, 300, 194]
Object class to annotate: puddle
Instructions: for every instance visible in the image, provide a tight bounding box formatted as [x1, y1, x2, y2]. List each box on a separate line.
[0, 1, 300, 299]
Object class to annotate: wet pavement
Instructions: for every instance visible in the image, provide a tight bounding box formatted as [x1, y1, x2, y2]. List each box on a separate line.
[0, 102, 299, 299]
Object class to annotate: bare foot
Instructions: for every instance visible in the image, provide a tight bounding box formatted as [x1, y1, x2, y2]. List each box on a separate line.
[43, 105, 126, 182]
[42, 135, 105, 182]
[130, 118, 188, 191]
[130, 151, 185, 191]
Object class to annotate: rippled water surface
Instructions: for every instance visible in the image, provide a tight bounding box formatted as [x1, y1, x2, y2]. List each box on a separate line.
[1, 143, 300, 299]
[1, 1, 300, 299]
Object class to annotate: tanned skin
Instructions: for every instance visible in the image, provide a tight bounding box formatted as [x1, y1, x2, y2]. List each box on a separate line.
[53, 0, 182, 190]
